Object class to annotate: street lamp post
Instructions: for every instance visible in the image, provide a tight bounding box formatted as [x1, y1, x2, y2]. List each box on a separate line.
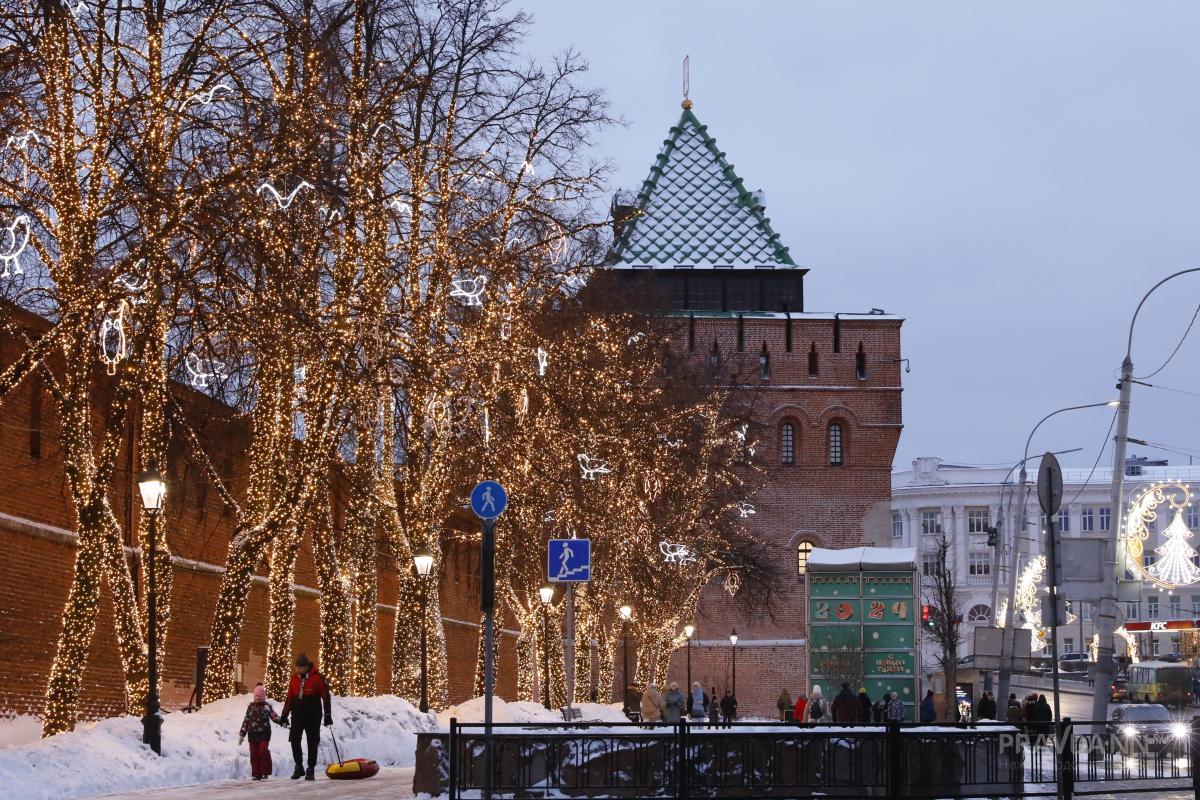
[729, 629, 738, 707]
[684, 624, 694, 713]
[995, 402, 1117, 713]
[619, 605, 632, 716]
[540, 585, 555, 709]
[137, 463, 167, 756]
[1094, 268, 1200, 724]
[413, 547, 435, 714]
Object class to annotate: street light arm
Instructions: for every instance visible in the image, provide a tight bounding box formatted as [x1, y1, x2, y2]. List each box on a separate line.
[1023, 403, 1118, 467]
[1125, 268, 1200, 359]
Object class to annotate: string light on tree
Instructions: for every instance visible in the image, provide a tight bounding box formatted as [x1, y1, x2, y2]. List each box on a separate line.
[1, 215, 30, 278]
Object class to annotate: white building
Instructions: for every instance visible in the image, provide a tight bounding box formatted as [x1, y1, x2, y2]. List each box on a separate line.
[885, 455, 1200, 669]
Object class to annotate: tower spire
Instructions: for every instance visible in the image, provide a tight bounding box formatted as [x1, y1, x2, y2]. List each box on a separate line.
[682, 55, 692, 109]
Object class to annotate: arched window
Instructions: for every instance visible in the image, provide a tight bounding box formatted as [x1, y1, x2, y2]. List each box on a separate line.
[796, 540, 815, 578]
[967, 604, 992, 624]
[780, 422, 795, 465]
[828, 423, 844, 466]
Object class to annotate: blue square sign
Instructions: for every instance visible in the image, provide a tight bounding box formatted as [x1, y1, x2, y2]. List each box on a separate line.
[548, 539, 590, 582]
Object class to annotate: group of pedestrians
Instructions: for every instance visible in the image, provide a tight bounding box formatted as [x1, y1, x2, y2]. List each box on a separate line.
[235, 653, 333, 781]
[635, 681, 737, 725]
[790, 682, 906, 723]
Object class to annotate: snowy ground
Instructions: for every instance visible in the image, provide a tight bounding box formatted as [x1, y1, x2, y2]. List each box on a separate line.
[0, 694, 433, 800]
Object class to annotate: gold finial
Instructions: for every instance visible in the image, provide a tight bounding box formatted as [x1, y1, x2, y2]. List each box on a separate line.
[682, 55, 692, 109]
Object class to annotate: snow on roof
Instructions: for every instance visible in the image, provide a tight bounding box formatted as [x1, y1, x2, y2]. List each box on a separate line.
[611, 106, 794, 269]
[807, 546, 917, 572]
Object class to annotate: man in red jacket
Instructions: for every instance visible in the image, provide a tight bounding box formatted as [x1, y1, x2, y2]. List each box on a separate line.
[280, 653, 333, 780]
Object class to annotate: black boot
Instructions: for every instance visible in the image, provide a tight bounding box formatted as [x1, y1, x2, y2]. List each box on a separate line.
[290, 765, 304, 780]
[305, 766, 315, 781]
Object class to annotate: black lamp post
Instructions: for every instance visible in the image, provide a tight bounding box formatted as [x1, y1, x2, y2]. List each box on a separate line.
[413, 546, 435, 714]
[684, 624, 694, 713]
[729, 628, 738, 704]
[619, 605, 632, 715]
[137, 462, 167, 756]
[540, 585, 554, 709]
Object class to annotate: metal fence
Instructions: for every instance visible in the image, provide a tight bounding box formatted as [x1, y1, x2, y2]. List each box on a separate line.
[447, 717, 1200, 799]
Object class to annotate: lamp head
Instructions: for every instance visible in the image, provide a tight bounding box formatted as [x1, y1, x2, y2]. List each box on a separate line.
[729, 628, 738, 646]
[618, 605, 632, 620]
[137, 462, 167, 513]
[539, 585, 554, 605]
[412, 546, 435, 577]
[684, 624, 695, 638]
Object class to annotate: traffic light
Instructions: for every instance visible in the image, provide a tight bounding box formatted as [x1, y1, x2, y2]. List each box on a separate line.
[922, 604, 937, 631]
[985, 526, 998, 548]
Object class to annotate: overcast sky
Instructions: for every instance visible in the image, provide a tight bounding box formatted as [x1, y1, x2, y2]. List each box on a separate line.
[519, 0, 1200, 472]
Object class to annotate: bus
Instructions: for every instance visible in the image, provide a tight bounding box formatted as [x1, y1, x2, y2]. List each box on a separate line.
[1127, 661, 1193, 709]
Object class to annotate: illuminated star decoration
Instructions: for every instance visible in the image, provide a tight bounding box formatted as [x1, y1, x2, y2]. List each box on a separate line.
[185, 352, 225, 389]
[4, 131, 41, 151]
[534, 347, 548, 376]
[180, 83, 233, 110]
[576, 453, 611, 480]
[449, 275, 487, 307]
[257, 180, 314, 210]
[735, 502, 756, 519]
[659, 541, 698, 566]
[98, 301, 128, 375]
[1, 215, 31, 278]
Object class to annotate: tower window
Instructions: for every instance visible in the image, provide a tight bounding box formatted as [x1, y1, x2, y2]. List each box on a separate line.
[856, 343, 867, 380]
[808, 343, 818, 377]
[784, 306, 792, 352]
[780, 422, 795, 465]
[797, 540, 816, 578]
[829, 423, 844, 466]
[707, 340, 720, 371]
[759, 342, 770, 380]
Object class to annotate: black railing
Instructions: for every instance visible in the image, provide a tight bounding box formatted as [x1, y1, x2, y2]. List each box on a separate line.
[447, 716, 1200, 799]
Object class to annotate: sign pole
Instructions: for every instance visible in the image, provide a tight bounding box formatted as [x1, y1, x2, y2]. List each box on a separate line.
[565, 584, 576, 709]
[469, 480, 507, 800]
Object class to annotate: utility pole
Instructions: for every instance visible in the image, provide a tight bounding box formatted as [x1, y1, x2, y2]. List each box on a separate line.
[996, 465, 1031, 711]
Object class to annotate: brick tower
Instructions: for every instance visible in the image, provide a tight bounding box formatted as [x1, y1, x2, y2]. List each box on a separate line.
[608, 99, 904, 717]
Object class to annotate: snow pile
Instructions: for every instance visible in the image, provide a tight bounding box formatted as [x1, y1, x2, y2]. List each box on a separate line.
[437, 697, 629, 727]
[0, 715, 41, 749]
[0, 693, 434, 800]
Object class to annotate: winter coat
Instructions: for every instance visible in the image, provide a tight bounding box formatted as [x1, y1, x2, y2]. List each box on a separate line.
[886, 697, 905, 722]
[1006, 701, 1024, 724]
[857, 693, 872, 722]
[641, 687, 665, 722]
[282, 669, 332, 724]
[777, 691, 792, 718]
[831, 687, 858, 723]
[719, 694, 737, 719]
[708, 693, 720, 725]
[689, 686, 707, 719]
[977, 696, 997, 720]
[808, 695, 827, 721]
[872, 700, 885, 723]
[919, 695, 937, 723]
[662, 689, 684, 722]
[239, 699, 281, 742]
[793, 697, 808, 723]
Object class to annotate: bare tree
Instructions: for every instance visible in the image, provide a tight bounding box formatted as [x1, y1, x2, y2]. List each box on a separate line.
[923, 529, 965, 721]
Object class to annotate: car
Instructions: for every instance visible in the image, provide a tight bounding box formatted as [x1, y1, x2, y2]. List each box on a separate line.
[1110, 679, 1128, 703]
[1107, 704, 1186, 755]
[1058, 652, 1091, 673]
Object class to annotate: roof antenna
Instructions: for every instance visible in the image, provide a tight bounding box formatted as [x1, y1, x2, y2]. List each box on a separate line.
[682, 55, 692, 109]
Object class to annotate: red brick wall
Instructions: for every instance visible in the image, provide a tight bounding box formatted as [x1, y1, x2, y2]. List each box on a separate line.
[663, 316, 903, 717]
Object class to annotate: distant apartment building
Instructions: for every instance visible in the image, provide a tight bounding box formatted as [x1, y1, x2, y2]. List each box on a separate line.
[884, 455, 1200, 671]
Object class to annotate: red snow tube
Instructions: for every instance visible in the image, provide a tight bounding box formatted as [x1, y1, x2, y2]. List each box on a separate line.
[325, 757, 380, 780]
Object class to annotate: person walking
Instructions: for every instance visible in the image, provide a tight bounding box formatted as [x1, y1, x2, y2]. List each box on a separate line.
[919, 689, 937, 724]
[663, 682, 684, 723]
[831, 682, 857, 723]
[777, 690, 792, 721]
[1006, 693, 1023, 723]
[688, 682, 707, 721]
[720, 690, 737, 725]
[1032, 693, 1053, 739]
[793, 692, 808, 725]
[885, 692, 905, 722]
[640, 683, 665, 723]
[857, 688, 872, 723]
[808, 685, 827, 722]
[238, 683, 286, 780]
[977, 691, 997, 721]
[708, 686, 720, 727]
[280, 653, 333, 781]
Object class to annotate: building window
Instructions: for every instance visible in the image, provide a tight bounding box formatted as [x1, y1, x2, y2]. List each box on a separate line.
[892, 512, 903, 540]
[808, 343, 818, 377]
[796, 541, 815, 578]
[1040, 512, 1048, 531]
[922, 554, 941, 578]
[1170, 597, 1181, 617]
[967, 604, 992, 624]
[759, 343, 770, 380]
[1148, 597, 1159, 619]
[1146, 515, 1157, 535]
[1099, 507, 1111, 531]
[1191, 595, 1200, 614]
[1080, 601, 1093, 622]
[1056, 509, 1070, 532]
[855, 342, 867, 380]
[1144, 552, 1157, 569]
[1063, 638, 1075, 654]
[828, 423, 844, 466]
[1081, 508, 1094, 532]
[1126, 602, 1139, 621]
[1152, 639, 1161, 657]
[780, 422, 795, 466]
[921, 509, 942, 536]
[967, 508, 990, 534]
[1189, 506, 1200, 529]
[968, 552, 991, 581]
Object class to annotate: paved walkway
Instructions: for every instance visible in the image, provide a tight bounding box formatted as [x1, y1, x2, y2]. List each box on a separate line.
[93, 767, 415, 799]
